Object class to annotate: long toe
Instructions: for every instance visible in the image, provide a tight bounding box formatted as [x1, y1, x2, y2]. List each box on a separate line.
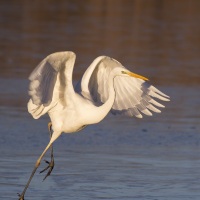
[40, 159, 54, 180]
[39, 160, 51, 173]
[43, 165, 54, 181]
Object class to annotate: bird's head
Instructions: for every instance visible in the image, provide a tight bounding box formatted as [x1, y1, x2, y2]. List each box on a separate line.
[120, 69, 149, 81]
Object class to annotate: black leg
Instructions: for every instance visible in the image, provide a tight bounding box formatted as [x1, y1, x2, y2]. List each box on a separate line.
[39, 122, 55, 180]
[18, 142, 53, 200]
[18, 130, 61, 200]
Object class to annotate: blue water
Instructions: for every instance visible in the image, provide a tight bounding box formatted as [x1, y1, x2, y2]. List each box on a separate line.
[0, 79, 200, 200]
[0, 0, 200, 199]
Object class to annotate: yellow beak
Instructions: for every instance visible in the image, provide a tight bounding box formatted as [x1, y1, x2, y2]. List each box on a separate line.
[122, 71, 149, 81]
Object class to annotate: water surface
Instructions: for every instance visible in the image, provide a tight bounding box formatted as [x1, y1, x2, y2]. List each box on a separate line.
[0, 1, 200, 200]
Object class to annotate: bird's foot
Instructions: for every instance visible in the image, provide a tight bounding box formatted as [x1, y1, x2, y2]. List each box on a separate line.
[18, 193, 24, 200]
[40, 158, 54, 181]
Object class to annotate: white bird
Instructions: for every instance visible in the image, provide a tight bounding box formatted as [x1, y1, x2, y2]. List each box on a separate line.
[18, 51, 170, 200]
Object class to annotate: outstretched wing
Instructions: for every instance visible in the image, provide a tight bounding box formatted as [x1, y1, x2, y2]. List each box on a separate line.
[28, 51, 76, 119]
[80, 56, 170, 118]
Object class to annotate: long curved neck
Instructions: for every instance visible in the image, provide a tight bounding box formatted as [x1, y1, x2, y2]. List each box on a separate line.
[81, 56, 106, 93]
[91, 73, 116, 124]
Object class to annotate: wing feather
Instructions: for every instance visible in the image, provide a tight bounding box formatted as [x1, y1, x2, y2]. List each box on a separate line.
[29, 61, 57, 106]
[79, 56, 170, 118]
[28, 51, 76, 119]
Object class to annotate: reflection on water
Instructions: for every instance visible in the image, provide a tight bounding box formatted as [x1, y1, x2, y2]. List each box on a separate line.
[0, 1, 200, 200]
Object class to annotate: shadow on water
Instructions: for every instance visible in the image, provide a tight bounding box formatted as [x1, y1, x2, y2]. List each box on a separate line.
[0, 0, 200, 199]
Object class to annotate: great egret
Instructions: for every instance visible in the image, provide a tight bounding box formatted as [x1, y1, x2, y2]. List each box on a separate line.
[18, 51, 170, 199]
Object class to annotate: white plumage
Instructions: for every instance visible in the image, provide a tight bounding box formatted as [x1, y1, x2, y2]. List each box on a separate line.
[28, 51, 169, 121]
[19, 51, 170, 200]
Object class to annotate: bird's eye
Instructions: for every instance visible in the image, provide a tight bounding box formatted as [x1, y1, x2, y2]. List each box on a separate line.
[121, 71, 126, 74]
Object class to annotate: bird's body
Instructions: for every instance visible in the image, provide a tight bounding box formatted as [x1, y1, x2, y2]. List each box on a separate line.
[18, 51, 170, 200]
[47, 93, 102, 133]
